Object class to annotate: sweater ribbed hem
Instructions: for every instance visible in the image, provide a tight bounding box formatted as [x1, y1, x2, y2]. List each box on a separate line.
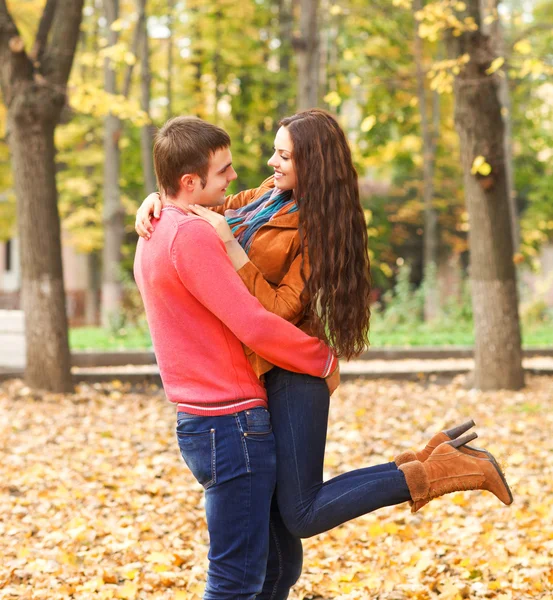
[175, 398, 267, 416]
[322, 353, 338, 378]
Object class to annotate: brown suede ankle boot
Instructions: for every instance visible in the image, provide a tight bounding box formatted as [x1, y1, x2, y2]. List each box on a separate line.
[398, 433, 513, 513]
[395, 419, 481, 466]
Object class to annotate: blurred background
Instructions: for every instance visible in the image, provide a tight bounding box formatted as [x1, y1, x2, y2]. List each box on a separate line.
[1, 0, 552, 367]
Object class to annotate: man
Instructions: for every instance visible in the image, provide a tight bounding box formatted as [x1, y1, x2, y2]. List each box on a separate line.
[134, 116, 337, 599]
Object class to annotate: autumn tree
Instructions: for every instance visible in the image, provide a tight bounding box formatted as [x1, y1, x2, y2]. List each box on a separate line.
[101, 0, 125, 328]
[137, 0, 156, 195]
[432, 0, 525, 389]
[0, 0, 84, 392]
[295, 0, 320, 109]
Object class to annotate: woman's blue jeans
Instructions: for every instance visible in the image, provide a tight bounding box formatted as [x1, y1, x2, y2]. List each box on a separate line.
[259, 367, 412, 599]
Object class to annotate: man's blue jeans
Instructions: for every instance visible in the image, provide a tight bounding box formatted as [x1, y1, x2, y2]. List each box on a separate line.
[176, 408, 277, 599]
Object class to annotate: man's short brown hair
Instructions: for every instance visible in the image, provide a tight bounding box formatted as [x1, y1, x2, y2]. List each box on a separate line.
[153, 116, 231, 196]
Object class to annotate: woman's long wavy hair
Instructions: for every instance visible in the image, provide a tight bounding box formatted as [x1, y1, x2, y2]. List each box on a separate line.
[280, 109, 371, 359]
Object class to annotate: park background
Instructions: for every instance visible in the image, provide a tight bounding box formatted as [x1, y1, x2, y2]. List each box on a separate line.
[0, 0, 552, 598]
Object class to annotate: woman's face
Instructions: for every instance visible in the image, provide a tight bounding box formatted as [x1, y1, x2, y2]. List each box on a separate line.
[268, 126, 297, 192]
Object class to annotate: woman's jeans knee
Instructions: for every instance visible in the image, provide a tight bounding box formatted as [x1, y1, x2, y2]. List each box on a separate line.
[176, 408, 277, 600]
[265, 368, 412, 538]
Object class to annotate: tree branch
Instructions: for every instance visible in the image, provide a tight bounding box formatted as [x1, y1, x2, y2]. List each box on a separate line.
[122, 15, 144, 99]
[30, 0, 58, 65]
[0, 0, 33, 102]
[510, 22, 553, 49]
[41, 0, 85, 88]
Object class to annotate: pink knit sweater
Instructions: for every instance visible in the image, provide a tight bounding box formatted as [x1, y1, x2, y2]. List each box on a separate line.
[134, 206, 336, 415]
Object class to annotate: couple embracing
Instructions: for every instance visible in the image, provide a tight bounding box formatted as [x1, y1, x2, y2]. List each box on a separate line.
[133, 109, 512, 599]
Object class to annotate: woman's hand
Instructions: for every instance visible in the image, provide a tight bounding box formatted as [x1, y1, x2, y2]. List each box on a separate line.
[135, 192, 163, 239]
[186, 204, 235, 243]
[325, 364, 340, 396]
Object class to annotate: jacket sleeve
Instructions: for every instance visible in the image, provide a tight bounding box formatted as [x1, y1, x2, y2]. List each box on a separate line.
[211, 176, 275, 215]
[236, 252, 309, 325]
[171, 219, 336, 378]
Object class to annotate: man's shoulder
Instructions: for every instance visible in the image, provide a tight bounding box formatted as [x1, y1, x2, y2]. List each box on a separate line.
[157, 208, 213, 236]
[170, 212, 222, 250]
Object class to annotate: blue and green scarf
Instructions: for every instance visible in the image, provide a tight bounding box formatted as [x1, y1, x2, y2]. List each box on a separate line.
[225, 188, 298, 254]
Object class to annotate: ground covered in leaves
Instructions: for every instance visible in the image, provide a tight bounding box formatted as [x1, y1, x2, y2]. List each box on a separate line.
[1, 375, 552, 599]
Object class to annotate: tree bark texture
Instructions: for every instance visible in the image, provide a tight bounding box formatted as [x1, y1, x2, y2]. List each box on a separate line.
[101, 0, 124, 328]
[413, 0, 440, 321]
[0, 0, 84, 392]
[137, 0, 156, 195]
[487, 1, 519, 251]
[166, 0, 175, 120]
[277, 0, 293, 119]
[446, 1, 524, 390]
[295, 0, 319, 110]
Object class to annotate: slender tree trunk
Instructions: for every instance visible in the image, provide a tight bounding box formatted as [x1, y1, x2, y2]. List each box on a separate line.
[137, 0, 156, 194]
[413, 0, 439, 320]
[0, 0, 84, 392]
[277, 0, 293, 119]
[166, 0, 174, 120]
[190, 5, 205, 119]
[445, 0, 524, 390]
[488, 1, 519, 251]
[318, 0, 328, 101]
[101, 0, 124, 328]
[85, 251, 100, 325]
[212, 9, 222, 123]
[295, 0, 319, 110]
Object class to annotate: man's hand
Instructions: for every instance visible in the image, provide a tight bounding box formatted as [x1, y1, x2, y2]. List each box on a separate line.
[325, 364, 340, 396]
[186, 205, 235, 243]
[135, 192, 163, 239]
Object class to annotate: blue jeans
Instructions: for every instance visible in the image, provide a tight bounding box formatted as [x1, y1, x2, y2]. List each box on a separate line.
[261, 368, 412, 595]
[176, 408, 277, 599]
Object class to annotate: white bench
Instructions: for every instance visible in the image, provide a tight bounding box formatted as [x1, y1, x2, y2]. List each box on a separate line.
[0, 310, 26, 369]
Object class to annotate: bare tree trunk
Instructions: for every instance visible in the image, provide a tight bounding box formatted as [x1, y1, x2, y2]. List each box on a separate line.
[318, 0, 328, 102]
[0, 0, 84, 392]
[137, 0, 156, 194]
[166, 0, 174, 120]
[101, 0, 124, 328]
[445, 0, 524, 390]
[85, 252, 100, 325]
[413, 0, 439, 320]
[190, 5, 205, 119]
[277, 0, 293, 119]
[295, 0, 319, 110]
[212, 9, 222, 123]
[487, 0, 519, 251]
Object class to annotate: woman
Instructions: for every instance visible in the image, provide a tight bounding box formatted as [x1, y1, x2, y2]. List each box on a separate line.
[135, 109, 512, 599]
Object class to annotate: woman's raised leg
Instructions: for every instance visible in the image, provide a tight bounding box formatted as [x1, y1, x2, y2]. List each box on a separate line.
[265, 368, 412, 539]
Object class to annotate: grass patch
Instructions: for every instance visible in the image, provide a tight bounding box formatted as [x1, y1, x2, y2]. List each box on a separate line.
[69, 326, 152, 351]
[369, 320, 553, 347]
[69, 321, 553, 351]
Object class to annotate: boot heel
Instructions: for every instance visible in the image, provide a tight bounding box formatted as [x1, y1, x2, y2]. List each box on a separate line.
[444, 419, 475, 440]
[449, 431, 478, 448]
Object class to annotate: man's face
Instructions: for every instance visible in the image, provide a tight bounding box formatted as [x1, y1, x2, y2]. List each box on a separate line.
[198, 147, 237, 206]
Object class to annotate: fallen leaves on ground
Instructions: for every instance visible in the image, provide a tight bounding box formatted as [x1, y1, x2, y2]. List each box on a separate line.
[0, 375, 552, 599]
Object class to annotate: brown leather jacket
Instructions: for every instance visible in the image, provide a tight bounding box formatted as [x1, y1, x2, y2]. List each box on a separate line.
[215, 176, 313, 378]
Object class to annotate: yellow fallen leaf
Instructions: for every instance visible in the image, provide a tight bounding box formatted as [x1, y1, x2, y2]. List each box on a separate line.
[17, 547, 31, 559]
[146, 551, 176, 564]
[153, 563, 173, 573]
[369, 522, 384, 536]
[116, 581, 138, 599]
